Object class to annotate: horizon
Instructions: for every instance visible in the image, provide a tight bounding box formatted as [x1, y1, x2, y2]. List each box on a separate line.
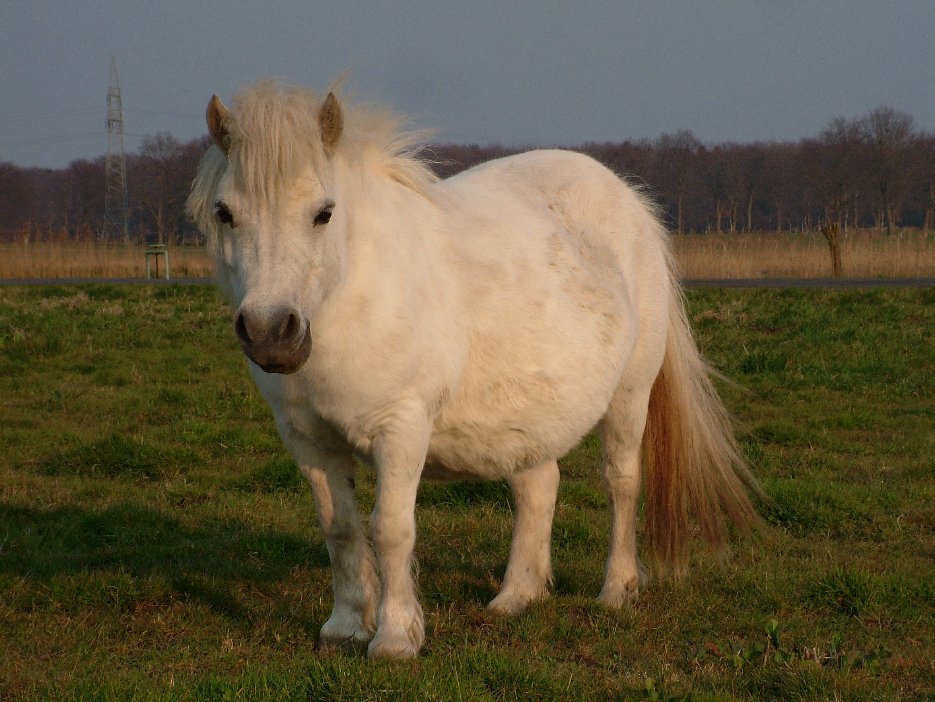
[5, 100, 930, 174]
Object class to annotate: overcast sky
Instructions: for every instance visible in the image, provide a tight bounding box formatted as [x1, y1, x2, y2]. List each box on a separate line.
[2, 1, 934, 169]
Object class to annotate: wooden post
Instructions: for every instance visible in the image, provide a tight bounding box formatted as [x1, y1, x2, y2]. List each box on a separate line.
[145, 244, 171, 280]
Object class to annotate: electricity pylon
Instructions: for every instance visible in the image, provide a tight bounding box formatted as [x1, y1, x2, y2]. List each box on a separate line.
[102, 56, 129, 243]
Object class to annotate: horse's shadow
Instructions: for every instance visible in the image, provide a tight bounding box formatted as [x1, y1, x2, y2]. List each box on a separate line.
[1, 480, 548, 629]
[0, 500, 331, 623]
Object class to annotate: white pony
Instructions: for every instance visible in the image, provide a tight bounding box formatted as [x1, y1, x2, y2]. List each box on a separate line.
[187, 80, 760, 659]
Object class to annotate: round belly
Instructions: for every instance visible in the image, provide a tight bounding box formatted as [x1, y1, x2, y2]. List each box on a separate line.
[426, 250, 638, 479]
[426, 352, 626, 479]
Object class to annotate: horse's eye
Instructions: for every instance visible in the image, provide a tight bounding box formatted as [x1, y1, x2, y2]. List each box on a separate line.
[314, 202, 334, 227]
[214, 200, 235, 227]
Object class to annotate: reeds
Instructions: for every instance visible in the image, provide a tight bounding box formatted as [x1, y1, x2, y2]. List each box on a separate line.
[1, 229, 933, 280]
[672, 229, 935, 279]
[0, 243, 213, 279]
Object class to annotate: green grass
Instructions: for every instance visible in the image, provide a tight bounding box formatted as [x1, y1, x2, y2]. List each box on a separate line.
[1, 285, 932, 701]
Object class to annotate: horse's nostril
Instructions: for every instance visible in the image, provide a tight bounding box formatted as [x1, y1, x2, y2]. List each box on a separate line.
[235, 312, 252, 344]
[280, 311, 300, 341]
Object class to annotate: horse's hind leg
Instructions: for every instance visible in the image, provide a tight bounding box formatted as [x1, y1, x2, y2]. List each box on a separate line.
[598, 386, 651, 606]
[488, 459, 560, 615]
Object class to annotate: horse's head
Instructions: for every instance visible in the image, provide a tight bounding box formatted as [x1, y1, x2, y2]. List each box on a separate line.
[189, 82, 346, 375]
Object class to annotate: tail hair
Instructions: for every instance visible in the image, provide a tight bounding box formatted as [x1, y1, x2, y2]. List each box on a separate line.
[641, 272, 763, 574]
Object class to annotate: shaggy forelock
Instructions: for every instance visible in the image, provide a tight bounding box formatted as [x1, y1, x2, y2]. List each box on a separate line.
[227, 80, 328, 203]
[186, 79, 441, 241]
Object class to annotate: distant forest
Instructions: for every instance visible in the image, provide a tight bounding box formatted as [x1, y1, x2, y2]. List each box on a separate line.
[1, 105, 933, 244]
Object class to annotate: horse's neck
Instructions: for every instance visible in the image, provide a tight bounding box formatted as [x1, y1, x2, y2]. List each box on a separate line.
[344, 173, 450, 288]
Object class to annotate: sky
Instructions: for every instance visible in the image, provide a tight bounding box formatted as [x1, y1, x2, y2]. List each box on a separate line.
[2, 1, 935, 170]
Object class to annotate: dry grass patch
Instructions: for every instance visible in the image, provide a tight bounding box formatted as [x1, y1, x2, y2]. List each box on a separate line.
[2, 230, 935, 280]
[673, 229, 935, 279]
[0, 243, 213, 279]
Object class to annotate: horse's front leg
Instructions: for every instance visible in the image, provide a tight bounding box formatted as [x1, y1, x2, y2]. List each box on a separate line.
[366, 418, 431, 660]
[281, 422, 379, 647]
[300, 454, 380, 647]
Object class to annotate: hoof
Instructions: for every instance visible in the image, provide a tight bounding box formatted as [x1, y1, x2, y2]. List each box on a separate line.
[597, 582, 639, 608]
[367, 607, 424, 660]
[487, 589, 548, 615]
[598, 562, 648, 608]
[319, 612, 374, 650]
[367, 629, 420, 660]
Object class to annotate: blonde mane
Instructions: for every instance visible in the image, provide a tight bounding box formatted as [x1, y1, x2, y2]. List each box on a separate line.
[187, 79, 438, 241]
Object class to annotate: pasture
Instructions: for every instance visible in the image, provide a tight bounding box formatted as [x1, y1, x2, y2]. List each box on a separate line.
[0, 284, 932, 700]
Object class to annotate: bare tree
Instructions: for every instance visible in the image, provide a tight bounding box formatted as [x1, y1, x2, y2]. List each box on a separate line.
[63, 159, 106, 240]
[811, 116, 866, 230]
[653, 130, 702, 234]
[860, 106, 916, 234]
[699, 146, 733, 233]
[582, 139, 655, 185]
[0, 163, 37, 238]
[916, 133, 935, 231]
[759, 142, 799, 232]
[134, 132, 184, 244]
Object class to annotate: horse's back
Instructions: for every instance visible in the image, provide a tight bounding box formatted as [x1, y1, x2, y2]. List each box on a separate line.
[444, 149, 666, 283]
[443, 148, 668, 334]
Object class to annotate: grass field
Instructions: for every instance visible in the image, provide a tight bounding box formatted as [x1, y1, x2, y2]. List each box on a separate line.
[0, 284, 933, 701]
[1, 229, 934, 280]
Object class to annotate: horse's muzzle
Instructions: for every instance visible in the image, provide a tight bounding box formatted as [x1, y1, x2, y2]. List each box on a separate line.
[234, 305, 312, 374]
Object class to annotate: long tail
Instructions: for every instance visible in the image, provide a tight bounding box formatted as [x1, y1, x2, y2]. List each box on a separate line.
[641, 271, 763, 573]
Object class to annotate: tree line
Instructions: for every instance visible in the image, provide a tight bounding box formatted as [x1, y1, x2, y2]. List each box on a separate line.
[0, 133, 207, 245]
[1, 105, 933, 244]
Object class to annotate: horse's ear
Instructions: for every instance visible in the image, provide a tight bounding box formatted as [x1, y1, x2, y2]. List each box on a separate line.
[207, 95, 232, 156]
[319, 92, 343, 153]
